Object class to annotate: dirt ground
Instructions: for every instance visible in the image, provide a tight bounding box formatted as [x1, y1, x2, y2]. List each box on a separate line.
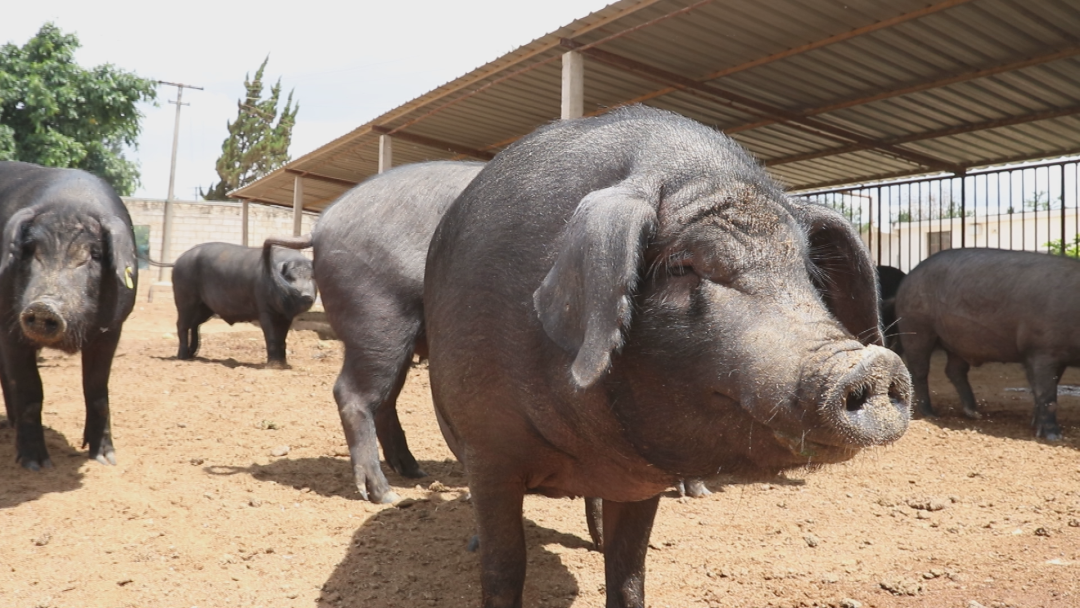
[2, 286, 1080, 608]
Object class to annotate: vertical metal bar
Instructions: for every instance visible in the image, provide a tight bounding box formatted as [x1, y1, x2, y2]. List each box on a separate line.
[960, 176, 966, 248]
[1061, 164, 1067, 256]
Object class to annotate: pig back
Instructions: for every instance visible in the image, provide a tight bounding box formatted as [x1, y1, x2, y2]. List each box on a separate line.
[896, 248, 1080, 364]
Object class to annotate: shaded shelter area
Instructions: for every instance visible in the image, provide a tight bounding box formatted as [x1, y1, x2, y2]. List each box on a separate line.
[233, 0, 1080, 213]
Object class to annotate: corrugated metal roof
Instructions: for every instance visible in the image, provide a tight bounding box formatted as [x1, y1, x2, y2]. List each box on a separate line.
[233, 0, 1080, 211]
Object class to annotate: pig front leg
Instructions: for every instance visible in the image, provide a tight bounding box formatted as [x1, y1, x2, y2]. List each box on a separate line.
[82, 329, 121, 465]
[1, 338, 50, 470]
[602, 495, 661, 608]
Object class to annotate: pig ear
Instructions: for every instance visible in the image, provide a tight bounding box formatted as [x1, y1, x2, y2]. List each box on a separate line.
[102, 216, 138, 292]
[788, 199, 883, 346]
[533, 185, 658, 389]
[101, 216, 138, 327]
[0, 207, 36, 276]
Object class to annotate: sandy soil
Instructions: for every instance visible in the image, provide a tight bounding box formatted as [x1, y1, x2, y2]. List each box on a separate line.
[2, 288, 1080, 608]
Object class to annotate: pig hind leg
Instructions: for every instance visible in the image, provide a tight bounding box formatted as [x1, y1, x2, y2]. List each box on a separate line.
[1024, 359, 1064, 441]
[900, 325, 939, 418]
[334, 318, 425, 503]
[944, 350, 981, 419]
[176, 301, 213, 359]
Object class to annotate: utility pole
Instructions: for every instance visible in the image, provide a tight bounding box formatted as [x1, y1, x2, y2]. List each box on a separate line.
[156, 80, 203, 283]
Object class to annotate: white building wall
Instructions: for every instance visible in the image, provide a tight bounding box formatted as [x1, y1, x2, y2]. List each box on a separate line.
[123, 198, 317, 281]
[867, 208, 1079, 272]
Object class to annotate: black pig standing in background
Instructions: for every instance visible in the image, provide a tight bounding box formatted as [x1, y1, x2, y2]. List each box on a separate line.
[171, 241, 317, 368]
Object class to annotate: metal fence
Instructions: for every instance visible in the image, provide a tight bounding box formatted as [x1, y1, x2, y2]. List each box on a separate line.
[801, 158, 1080, 272]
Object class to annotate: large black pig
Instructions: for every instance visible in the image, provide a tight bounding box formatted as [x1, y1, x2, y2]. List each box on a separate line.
[424, 107, 911, 608]
[0, 161, 138, 470]
[896, 247, 1077, 440]
[171, 242, 317, 367]
[270, 161, 484, 504]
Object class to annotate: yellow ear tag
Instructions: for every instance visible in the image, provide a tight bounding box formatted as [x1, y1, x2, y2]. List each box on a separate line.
[124, 266, 135, 289]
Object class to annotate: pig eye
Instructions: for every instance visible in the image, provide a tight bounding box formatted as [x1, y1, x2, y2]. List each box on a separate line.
[89, 246, 103, 261]
[667, 263, 694, 277]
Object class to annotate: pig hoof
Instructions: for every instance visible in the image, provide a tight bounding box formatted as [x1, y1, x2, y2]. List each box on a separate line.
[466, 535, 480, 552]
[1037, 427, 1063, 442]
[20, 457, 53, 471]
[264, 360, 290, 370]
[681, 479, 712, 498]
[913, 407, 938, 419]
[380, 491, 402, 505]
[94, 451, 117, 466]
[962, 408, 982, 420]
[397, 463, 428, 479]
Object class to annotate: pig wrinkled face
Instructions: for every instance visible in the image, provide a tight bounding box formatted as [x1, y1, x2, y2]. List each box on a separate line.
[610, 194, 910, 473]
[11, 212, 104, 352]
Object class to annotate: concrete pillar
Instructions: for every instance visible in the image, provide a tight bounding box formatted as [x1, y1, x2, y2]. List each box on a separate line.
[561, 51, 584, 120]
[241, 199, 250, 247]
[292, 175, 304, 237]
[379, 135, 393, 173]
[158, 200, 175, 281]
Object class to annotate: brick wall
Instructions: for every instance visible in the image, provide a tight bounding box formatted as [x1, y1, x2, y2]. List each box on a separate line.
[123, 198, 317, 281]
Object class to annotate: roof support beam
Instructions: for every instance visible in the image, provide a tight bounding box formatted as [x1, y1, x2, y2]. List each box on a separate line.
[371, 125, 495, 160]
[284, 168, 359, 188]
[592, 0, 975, 113]
[561, 39, 964, 174]
[731, 44, 1080, 135]
[379, 134, 393, 173]
[562, 51, 584, 120]
[766, 105, 1080, 167]
[292, 175, 304, 237]
[241, 199, 249, 247]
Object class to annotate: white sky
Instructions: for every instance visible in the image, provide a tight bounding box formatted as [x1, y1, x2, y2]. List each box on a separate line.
[1, 0, 614, 199]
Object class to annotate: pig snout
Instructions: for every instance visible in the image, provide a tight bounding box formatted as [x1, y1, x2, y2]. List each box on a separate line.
[817, 345, 911, 447]
[20, 300, 68, 345]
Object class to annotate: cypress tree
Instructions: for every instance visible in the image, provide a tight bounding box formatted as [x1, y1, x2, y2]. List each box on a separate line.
[203, 57, 297, 200]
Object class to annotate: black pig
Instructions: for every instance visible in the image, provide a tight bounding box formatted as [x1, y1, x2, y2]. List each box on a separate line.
[270, 161, 485, 503]
[424, 107, 911, 608]
[897, 248, 1078, 440]
[0, 161, 138, 470]
[171, 241, 317, 367]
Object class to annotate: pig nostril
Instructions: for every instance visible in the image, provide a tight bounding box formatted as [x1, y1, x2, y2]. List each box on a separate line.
[44, 318, 59, 332]
[845, 385, 869, 412]
[25, 313, 36, 325]
[888, 382, 904, 404]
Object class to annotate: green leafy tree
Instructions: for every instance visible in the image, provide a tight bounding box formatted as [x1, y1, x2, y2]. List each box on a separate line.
[1024, 191, 1062, 211]
[0, 23, 156, 195]
[202, 57, 298, 200]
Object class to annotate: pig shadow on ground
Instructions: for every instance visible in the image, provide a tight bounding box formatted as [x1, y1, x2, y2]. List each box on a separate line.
[915, 409, 1080, 451]
[205, 457, 465, 500]
[319, 493, 586, 608]
[0, 421, 84, 508]
[150, 354, 271, 370]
